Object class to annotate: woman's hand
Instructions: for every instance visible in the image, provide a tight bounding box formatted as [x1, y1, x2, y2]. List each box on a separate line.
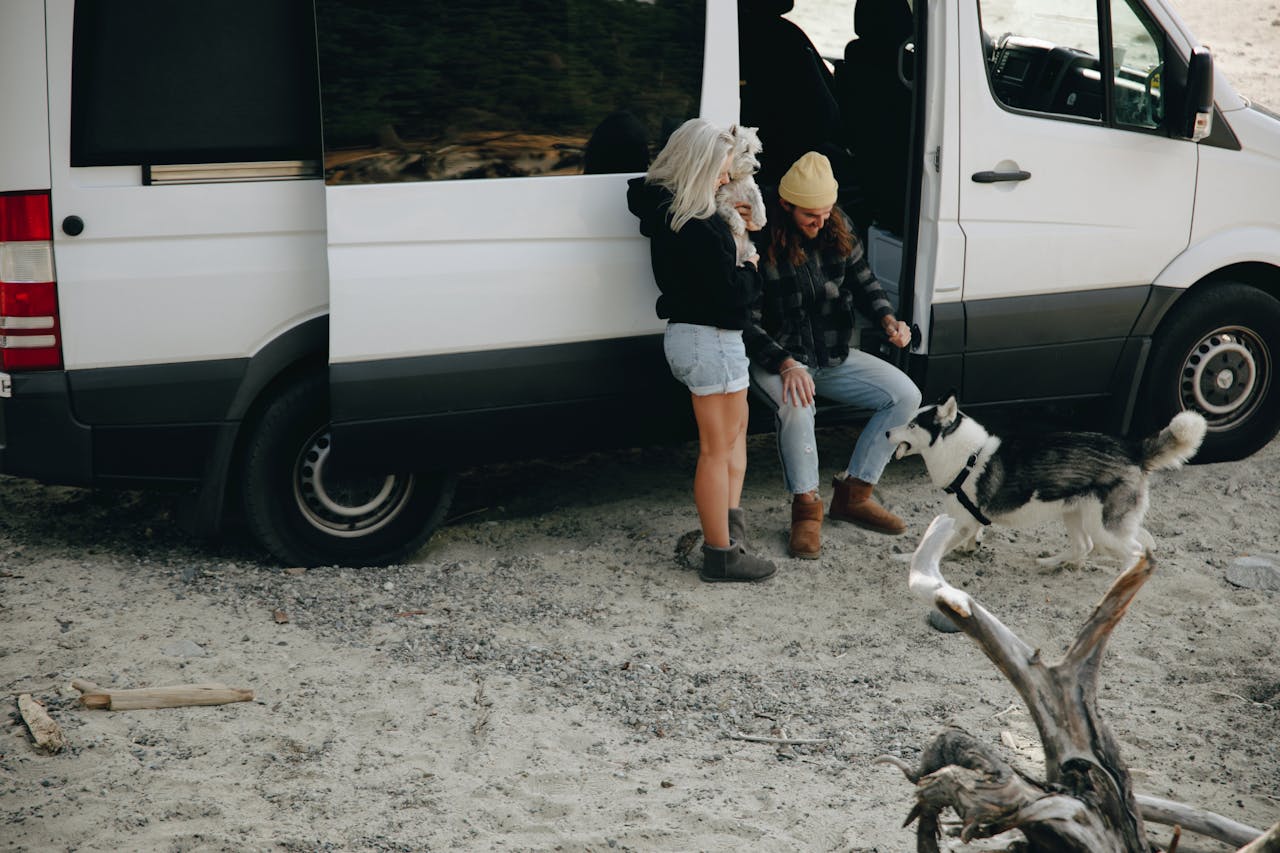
[882, 316, 912, 349]
[779, 359, 815, 407]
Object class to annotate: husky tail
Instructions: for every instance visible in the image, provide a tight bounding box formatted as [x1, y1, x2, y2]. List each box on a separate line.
[1141, 411, 1208, 471]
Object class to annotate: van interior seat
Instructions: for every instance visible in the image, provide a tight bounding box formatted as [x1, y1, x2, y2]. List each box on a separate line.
[836, 0, 914, 235]
[738, 0, 847, 190]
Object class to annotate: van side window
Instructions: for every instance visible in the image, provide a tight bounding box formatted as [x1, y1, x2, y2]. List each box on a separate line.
[70, 0, 321, 168]
[1110, 0, 1165, 129]
[316, 0, 706, 185]
[979, 0, 1173, 132]
[980, 0, 1104, 121]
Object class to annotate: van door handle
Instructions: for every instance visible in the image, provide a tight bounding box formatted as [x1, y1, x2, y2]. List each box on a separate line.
[971, 170, 1031, 183]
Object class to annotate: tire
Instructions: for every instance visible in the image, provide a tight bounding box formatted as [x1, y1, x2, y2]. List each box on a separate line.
[241, 373, 456, 567]
[1135, 282, 1280, 463]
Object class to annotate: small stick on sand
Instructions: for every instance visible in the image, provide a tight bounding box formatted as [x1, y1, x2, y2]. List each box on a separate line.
[728, 732, 827, 746]
[17, 694, 67, 752]
[71, 679, 253, 711]
[1211, 689, 1276, 710]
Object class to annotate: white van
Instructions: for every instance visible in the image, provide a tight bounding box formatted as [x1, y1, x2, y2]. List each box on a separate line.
[2, 0, 1277, 567]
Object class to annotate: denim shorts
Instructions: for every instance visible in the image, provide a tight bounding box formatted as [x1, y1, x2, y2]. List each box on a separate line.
[663, 323, 750, 396]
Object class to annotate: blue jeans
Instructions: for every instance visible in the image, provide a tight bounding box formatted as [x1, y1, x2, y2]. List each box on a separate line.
[750, 350, 921, 493]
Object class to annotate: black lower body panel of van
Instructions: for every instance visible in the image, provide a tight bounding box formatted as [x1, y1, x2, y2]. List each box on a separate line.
[0, 372, 93, 485]
[919, 286, 1161, 432]
[0, 363, 239, 489]
[328, 335, 696, 474]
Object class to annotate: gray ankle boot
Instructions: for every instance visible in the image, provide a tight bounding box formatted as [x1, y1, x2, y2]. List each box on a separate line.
[700, 541, 776, 583]
[727, 507, 747, 549]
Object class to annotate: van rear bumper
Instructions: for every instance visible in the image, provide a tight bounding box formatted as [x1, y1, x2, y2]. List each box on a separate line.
[0, 371, 93, 485]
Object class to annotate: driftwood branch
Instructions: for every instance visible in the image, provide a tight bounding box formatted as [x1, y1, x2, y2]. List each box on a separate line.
[72, 679, 253, 711]
[893, 515, 1267, 852]
[1236, 820, 1280, 852]
[1136, 794, 1264, 848]
[17, 694, 67, 753]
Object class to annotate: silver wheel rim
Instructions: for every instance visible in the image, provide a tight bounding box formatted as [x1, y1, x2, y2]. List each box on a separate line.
[1178, 325, 1269, 430]
[293, 429, 415, 538]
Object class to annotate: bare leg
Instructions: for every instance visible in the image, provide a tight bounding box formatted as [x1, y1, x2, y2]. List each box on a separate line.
[727, 392, 748, 509]
[690, 389, 749, 548]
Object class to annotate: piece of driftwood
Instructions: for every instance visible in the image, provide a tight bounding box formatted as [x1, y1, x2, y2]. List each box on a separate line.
[1136, 794, 1267, 848]
[882, 514, 1267, 852]
[1237, 821, 1280, 853]
[17, 694, 67, 752]
[71, 679, 253, 711]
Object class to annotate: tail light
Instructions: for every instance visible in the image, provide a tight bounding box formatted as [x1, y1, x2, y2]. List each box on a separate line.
[0, 190, 62, 370]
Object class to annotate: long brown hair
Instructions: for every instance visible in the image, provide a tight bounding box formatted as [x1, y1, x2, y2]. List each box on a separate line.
[763, 197, 854, 269]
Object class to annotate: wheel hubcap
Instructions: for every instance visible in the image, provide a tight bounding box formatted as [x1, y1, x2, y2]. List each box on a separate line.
[293, 429, 415, 538]
[1179, 327, 1269, 428]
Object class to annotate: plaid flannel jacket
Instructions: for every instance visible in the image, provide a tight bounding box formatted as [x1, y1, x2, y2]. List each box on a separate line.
[744, 213, 894, 373]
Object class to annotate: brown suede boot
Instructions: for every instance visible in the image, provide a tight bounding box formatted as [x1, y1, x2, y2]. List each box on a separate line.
[789, 492, 823, 559]
[829, 474, 906, 535]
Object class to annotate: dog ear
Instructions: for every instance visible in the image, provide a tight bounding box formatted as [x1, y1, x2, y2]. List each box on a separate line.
[936, 392, 959, 425]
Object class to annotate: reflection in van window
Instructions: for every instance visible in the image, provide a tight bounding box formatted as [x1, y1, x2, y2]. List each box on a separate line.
[1110, 0, 1165, 129]
[70, 0, 321, 168]
[317, 0, 706, 185]
[979, 0, 1105, 121]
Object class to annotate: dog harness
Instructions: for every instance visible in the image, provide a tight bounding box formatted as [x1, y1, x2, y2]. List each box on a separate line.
[943, 452, 992, 526]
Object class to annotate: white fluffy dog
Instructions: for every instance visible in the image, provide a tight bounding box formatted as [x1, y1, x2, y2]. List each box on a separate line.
[715, 125, 767, 265]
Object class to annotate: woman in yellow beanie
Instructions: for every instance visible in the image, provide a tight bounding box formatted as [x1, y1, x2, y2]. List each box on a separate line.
[744, 151, 920, 558]
[626, 118, 776, 583]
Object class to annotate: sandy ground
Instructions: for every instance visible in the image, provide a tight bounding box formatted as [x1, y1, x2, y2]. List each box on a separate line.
[4, 4, 1280, 852]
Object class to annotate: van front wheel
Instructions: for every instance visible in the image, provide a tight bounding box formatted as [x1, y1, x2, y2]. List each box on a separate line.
[242, 374, 456, 567]
[1137, 282, 1280, 463]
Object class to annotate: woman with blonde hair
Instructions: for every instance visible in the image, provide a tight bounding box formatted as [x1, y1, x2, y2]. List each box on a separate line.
[626, 118, 776, 582]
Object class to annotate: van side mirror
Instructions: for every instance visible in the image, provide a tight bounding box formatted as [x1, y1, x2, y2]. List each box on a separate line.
[1184, 46, 1214, 141]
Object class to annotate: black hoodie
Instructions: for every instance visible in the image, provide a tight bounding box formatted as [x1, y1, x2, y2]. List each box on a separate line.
[626, 177, 762, 330]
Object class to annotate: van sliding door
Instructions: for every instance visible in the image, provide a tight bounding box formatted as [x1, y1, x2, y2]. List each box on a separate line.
[318, 0, 724, 473]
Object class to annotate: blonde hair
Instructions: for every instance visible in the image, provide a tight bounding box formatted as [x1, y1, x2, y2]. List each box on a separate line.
[644, 118, 733, 232]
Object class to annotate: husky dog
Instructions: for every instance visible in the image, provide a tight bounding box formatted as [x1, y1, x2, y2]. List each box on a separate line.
[715, 125, 767, 266]
[886, 394, 1207, 566]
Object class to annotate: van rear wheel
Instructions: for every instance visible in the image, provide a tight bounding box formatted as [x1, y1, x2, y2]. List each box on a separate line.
[242, 374, 456, 567]
[1136, 282, 1280, 463]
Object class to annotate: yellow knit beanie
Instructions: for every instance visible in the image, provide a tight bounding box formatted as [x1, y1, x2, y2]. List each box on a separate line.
[778, 151, 838, 208]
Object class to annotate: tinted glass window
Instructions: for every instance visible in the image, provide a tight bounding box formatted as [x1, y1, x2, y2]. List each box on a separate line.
[1111, 0, 1165, 129]
[70, 0, 321, 168]
[979, 0, 1104, 121]
[316, 0, 706, 185]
